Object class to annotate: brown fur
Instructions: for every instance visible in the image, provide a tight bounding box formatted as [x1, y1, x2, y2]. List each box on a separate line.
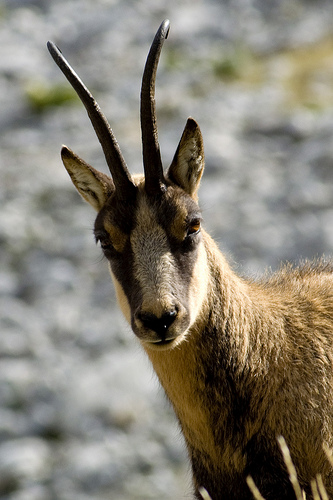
[49, 23, 333, 500]
[146, 236, 333, 499]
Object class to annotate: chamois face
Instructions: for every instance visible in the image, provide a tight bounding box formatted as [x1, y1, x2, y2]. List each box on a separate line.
[94, 179, 204, 349]
[60, 116, 206, 350]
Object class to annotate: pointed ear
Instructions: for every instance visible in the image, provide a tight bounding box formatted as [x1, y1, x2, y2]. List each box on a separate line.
[61, 146, 114, 211]
[167, 118, 204, 200]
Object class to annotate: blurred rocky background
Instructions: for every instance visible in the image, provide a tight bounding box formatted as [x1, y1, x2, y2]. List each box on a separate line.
[1, 0, 333, 498]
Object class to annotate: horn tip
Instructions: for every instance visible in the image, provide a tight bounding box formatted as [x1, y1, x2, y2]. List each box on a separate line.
[47, 40, 63, 62]
[47, 40, 56, 53]
[158, 19, 170, 40]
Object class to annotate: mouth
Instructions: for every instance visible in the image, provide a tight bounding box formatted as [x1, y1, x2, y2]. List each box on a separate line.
[142, 336, 178, 351]
[153, 338, 174, 346]
[141, 329, 190, 351]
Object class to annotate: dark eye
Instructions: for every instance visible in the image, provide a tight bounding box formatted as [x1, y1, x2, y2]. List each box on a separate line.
[95, 232, 115, 256]
[100, 240, 114, 252]
[187, 218, 201, 237]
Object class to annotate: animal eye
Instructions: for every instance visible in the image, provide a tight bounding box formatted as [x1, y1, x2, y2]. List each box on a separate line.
[187, 219, 201, 236]
[95, 232, 115, 255]
[100, 240, 114, 252]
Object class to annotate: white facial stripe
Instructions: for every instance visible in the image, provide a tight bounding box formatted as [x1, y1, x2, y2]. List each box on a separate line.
[107, 192, 207, 347]
[187, 238, 209, 326]
[131, 198, 177, 315]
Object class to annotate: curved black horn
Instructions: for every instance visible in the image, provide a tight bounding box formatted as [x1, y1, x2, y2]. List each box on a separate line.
[140, 19, 170, 195]
[47, 41, 135, 198]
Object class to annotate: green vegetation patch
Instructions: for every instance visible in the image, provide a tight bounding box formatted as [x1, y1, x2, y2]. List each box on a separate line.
[212, 45, 261, 84]
[25, 80, 79, 112]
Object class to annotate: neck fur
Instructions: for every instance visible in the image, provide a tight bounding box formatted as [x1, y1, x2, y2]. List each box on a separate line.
[143, 233, 281, 467]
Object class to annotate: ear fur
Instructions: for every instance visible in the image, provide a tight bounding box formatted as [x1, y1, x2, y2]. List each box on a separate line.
[61, 146, 114, 211]
[167, 117, 204, 200]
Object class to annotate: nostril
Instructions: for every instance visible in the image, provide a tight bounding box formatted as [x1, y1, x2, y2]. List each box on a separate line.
[137, 312, 156, 331]
[137, 309, 178, 338]
[162, 309, 177, 329]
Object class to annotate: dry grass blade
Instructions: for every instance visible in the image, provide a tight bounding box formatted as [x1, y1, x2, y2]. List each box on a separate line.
[246, 475, 266, 500]
[198, 486, 213, 500]
[311, 474, 329, 500]
[311, 478, 322, 500]
[277, 436, 305, 500]
[316, 474, 329, 500]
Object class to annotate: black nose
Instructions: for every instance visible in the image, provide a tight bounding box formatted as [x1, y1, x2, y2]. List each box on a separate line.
[137, 309, 177, 340]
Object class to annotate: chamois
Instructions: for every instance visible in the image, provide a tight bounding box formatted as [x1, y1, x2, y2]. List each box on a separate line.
[48, 20, 333, 500]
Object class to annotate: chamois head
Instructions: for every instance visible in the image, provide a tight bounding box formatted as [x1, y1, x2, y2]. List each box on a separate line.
[48, 20, 206, 350]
